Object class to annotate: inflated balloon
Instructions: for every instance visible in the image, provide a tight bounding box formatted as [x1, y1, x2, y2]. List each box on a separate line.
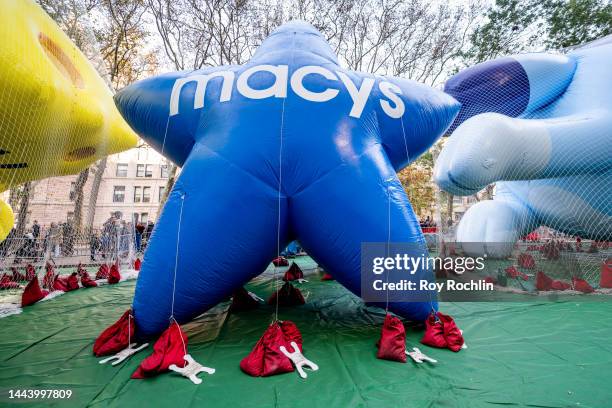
[115, 21, 459, 337]
[0, 0, 138, 240]
[435, 36, 612, 257]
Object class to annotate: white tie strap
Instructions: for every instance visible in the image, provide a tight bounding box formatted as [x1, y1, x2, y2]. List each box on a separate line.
[406, 347, 437, 364]
[248, 291, 264, 302]
[169, 354, 215, 384]
[99, 343, 149, 366]
[279, 341, 319, 379]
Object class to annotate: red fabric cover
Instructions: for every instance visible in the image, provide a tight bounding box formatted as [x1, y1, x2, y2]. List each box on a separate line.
[93, 309, 134, 356]
[421, 312, 464, 352]
[95, 264, 110, 280]
[376, 314, 406, 362]
[132, 322, 188, 379]
[600, 258, 612, 288]
[282, 263, 304, 281]
[25, 264, 36, 281]
[43, 263, 56, 290]
[108, 263, 121, 284]
[11, 267, 25, 282]
[272, 256, 289, 267]
[267, 282, 305, 307]
[80, 271, 98, 288]
[321, 272, 334, 281]
[21, 278, 48, 306]
[230, 287, 259, 312]
[0, 274, 20, 289]
[517, 253, 536, 269]
[134, 258, 142, 271]
[572, 277, 594, 293]
[240, 321, 302, 377]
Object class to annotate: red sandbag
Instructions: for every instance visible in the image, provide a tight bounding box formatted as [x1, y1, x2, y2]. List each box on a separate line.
[283, 263, 304, 281]
[80, 271, 98, 288]
[505, 266, 529, 281]
[132, 322, 188, 379]
[230, 287, 259, 312]
[108, 263, 121, 284]
[536, 271, 553, 291]
[11, 267, 25, 282]
[52, 275, 70, 291]
[272, 256, 289, 267]
[25, 264, 36, 281]
[67, 273, 79, 291]
[421, 311, 464, 352]
[321, 272, 334, 281]
[267, 282, 305, 307]
[134, 258, 142, 271]
[600, 258, 612, 288]
[376, 314, 406, 363]
[43, 263, 56, 290]
[21, 277, 48, 306]
[240, 321, 302, 377]
[95, 264, 110, 280]
[0, 274, 20, 289]
[572, 277, 594, 293]
[518, 253, 536, 269]
[93, 309, 134, 356]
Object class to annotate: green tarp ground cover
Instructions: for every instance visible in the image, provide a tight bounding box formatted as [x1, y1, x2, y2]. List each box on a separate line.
[1, 258, 611, 407]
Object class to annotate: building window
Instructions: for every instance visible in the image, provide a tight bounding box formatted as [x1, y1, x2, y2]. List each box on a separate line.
[142, 186, 151, 203]
[140, 213, 149, 224]
[69, 182, 76, 201]
[134, 186, 142, 203]
[116, 163, 128, 177]
[158, 186, 166, 202]
[136, 164, 153, 177]
[113, 186, 125, 202]
[161, 164, 169, 178]
[66, 212, 74, 222]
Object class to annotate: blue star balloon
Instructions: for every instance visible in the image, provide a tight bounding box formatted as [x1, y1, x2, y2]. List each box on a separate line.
[435, 36, 612, 257]
[115, 21, 459, 337]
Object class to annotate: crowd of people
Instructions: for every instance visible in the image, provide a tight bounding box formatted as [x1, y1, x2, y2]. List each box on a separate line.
[0, 214, 155, 264]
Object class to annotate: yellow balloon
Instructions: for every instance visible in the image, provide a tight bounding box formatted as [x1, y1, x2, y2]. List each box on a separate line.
[0, 0, 138, 241]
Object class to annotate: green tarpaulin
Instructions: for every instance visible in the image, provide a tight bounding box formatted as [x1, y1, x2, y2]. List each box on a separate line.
[1, 258, 611, 407]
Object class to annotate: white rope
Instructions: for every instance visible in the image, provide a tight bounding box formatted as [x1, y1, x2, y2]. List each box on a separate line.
[167, 193, 188, 366]
[160, 115, 171, 158]
[400, 116, 410, 163]
[273, 33, 296, 323]
[170, 194, 186, 318]
[385, 184, 391, 312]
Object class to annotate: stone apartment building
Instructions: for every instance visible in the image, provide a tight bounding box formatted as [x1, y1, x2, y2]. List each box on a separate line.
[16, 145, 172, 231]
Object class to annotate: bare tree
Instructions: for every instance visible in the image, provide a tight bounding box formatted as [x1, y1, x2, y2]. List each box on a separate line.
[84, 0, 158, 231]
